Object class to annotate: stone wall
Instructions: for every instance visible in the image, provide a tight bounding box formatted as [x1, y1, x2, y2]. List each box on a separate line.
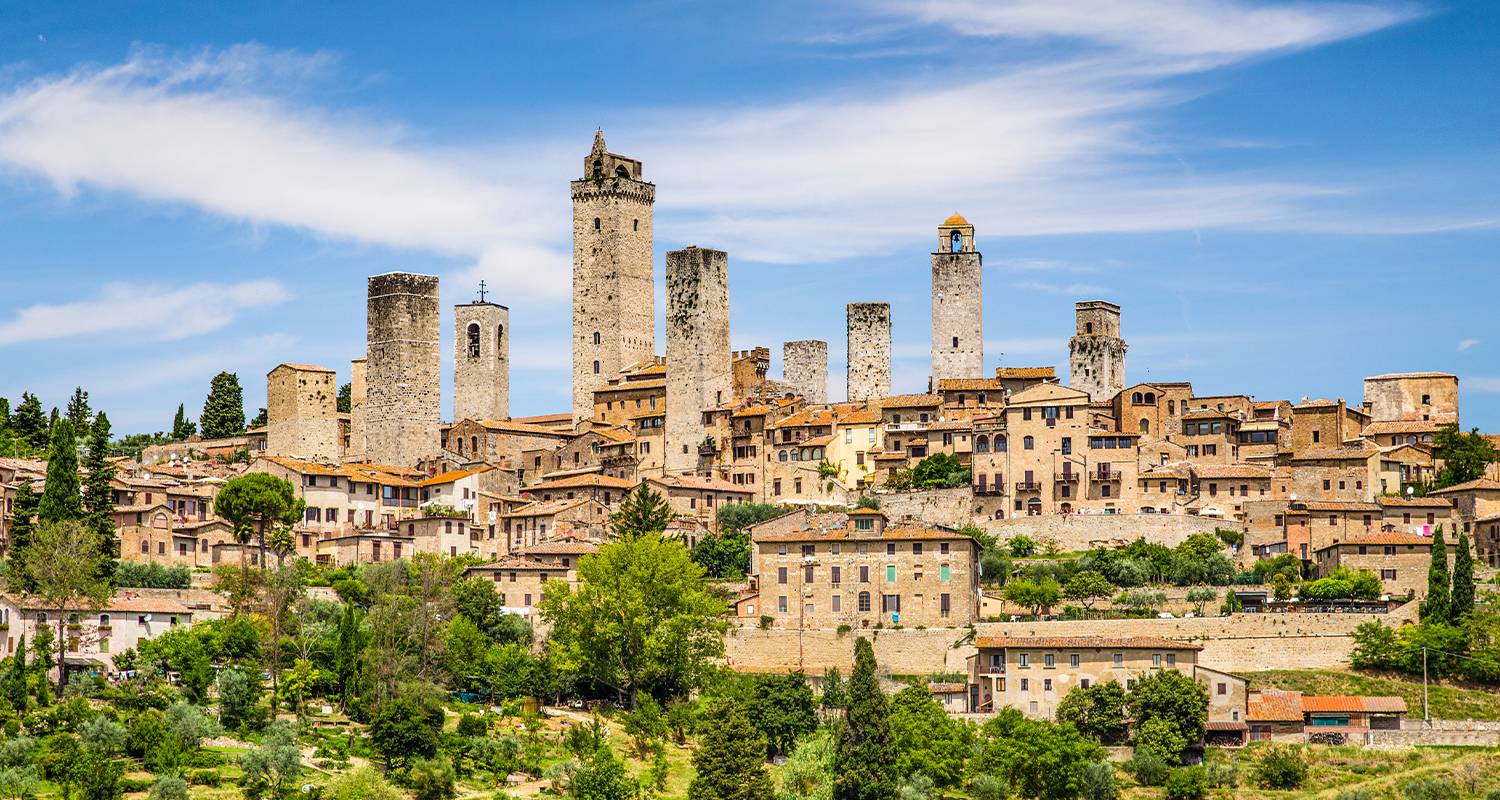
[876, 488, 974, 529]
[366, 272, 442, 467]
[665, 247, 731, 474]
[930, 249, 983, 382]
[347, 358, 366, 461]
[453, 301, 509, 422]
[986, 513, 1244, 551]
[783, 340, 828, 404]
[1362, 373, 1459, 424]
[846, 302, 891, 402]
[265, 363, 339, 463]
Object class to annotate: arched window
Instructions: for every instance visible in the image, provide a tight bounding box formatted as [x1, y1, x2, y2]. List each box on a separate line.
[615, 165, 630, 178]
[857, 592, 871, 612]
[496, 325, 504, 358]
[1023, 435, 1035, 450]
[1407, 435, 1418, 445]
[1168, 399, 1175, 414]
[1132, 392, 1143, 404]
[950, 230, 963, 252]
[995, 435, 1007, 452]
[975, 435, 989, 453]
[466, 323, 481, 358]
[470, 436, 478, 454]
[593, 360, 601, 374]
[1144, 392, 1156, 403]
[1139, 418, 1150, 435]
[457, 438, 465, 455]
[592, 159, 603, 178]
[593, 217, 601, 231]
[779, 450, 788, 462]
[593, 331, 602, 345]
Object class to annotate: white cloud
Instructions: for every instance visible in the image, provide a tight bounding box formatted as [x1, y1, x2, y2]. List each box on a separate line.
[1012, 280, 1110, 295]
[1468, 377, 1500, 393]
[1459, 338, 1479, 352]
[0, 280, 290, 346]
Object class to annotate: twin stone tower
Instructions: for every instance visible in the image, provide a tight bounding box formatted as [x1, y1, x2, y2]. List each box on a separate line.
[330, 132, 1124, 469]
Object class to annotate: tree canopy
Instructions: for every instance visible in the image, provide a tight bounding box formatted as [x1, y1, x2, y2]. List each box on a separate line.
[200, 371, 247, 439]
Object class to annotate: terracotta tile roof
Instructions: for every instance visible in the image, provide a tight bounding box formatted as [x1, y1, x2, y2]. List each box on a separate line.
[756, 525, 974, 543]
[927, 682, 967, 694]
[517, 540, 599, 556]
[1248, 692, 1304, 722]
[974, 635, 1202, 651]
[1237, 420, 1286, 431]
[1375, 496, 1451, 508]
[768, 407, 837, 429]
[595, 379, 666, 392]
[1427, 478, 1500, 495]
[1183, 408, 1237, 420]
[466, 555, 555, 572]
[1206, 720, 1249, 731]
[1300, 695, 1407, 713]
[419, 465, 494, 486]
[1195, 464, 1272, 479]
[256, 455, 348, 476]
[731, 404, 775, 418]
[881, 394, 944, 409]
[474, 419, 574, 437]
[1291, 446, 1375, 462]
[797, 434, 835, 448]
[648, 474, 751, 494]
[994, 366, 1056, 379]
[1300, 501, 1382, 512]
[524, 474, 637, 492]
[1316, 533, 1432, 550]
[926, 419, 974, 431]
[512, 413, 574, 425]
[1362, 420, 1440, 436]
[592, 427, 635, 443]
[503, 498, 594, 518]
[837, 409, 882, 425]
[935, 378, 1006, 392]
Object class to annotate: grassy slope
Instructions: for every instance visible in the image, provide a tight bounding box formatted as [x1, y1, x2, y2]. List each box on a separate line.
[1247, 668, 1500, 721]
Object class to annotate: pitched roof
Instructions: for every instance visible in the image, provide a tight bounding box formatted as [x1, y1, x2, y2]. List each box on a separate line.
[974, 636, 1201, 651]
[517, 540, 599, 556]
[1300, 501, 1382, 512]
[473, 419, 574, 437]
[648, 474, 751, 494]
[1300, 695, 1407, 713]
[881, 394, 944, 409]
[755, 525, 976, 543]
[1362, 420, 1440, 436]
[1375, 496, 1451, 508]
[1427, 478, 1500, 495]
[419, 465, 494, 486]
[1247, 692, 1304, 722]
[1290, 446, 1375, 462]
[502, 498, 594, 517]
[1194, 464, 1272, 479]
[524, 473, 637, 492]
[1316, 533, 1433, 550]
[935, 378, 1006, 392]
[994, 366, 1056, 379]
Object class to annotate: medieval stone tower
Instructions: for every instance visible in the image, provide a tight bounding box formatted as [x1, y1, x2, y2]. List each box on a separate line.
[366, 272, 442, 466]
[783, 340, 829, 404]
[346, 357, 367, 462]
[847, 303, 892, 402]
[665, 246, 731, 474]
[1069, 300, 1127, 402]
[931, 213, 983, 384]
[453, 297, 510, 422]
[572, 130, 656, 421]
[265, 363, 340, 463]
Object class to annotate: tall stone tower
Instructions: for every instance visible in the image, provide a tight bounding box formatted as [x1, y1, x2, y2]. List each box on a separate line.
[930, 213, 983, 384]
[366, 272, 441, 466]
[665, 247, 731, 475]
[784, 340, 828, 404]
[453, 295, 510, 422]
[572, 130, 656, 421]
[266, 363, 340, 463]
[847, 303, 892, 402]
[346, 357, 367, 462]
[1068, 300, 1127, 402]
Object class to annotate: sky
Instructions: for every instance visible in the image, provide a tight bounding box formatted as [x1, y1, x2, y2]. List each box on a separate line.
[0, 0, 1496, 434]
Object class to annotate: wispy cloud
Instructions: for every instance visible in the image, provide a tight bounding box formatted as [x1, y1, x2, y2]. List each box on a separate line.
[0, 280, 290, 346]
[1459, 338, 1479, 352]
[1468, 377, 1500, 393]
[1012, 280, 1110, 295]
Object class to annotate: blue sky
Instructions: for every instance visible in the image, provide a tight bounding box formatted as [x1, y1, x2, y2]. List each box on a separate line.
[0, 0, 1496, 434]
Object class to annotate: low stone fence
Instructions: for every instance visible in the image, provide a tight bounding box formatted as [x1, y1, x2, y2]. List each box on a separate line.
[1360, 729, 1500, 748]
[1403, 718, 1500, 732]
[987, 513, 1243, 552]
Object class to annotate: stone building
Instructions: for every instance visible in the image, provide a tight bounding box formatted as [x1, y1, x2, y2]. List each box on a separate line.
[347, 357, 367, 461]
[783, 340, 829, 404]
[1362, 372, 1458, 424]
[731, 348, 771, 400]
[454, 299, 509, 422]
[1313, 533, 1432, 597]
[750, 509, 980, 630]
[265, 363, 340, 463]
[366, 272, 442, 467]
[592, 359, 666, 427]
[930, 214, 983, 384]
[969, 635, 1205, 718]
[847, 302, 892, 402]
[572, 130, 656, 421]
[1068, 301, 1126, 402]
[664, 246, 732, 474]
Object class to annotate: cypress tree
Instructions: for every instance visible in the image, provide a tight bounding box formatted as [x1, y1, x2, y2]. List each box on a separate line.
[834, 637, 897, 800]
[0, 397, 10, 429]
[83, 413, 119, 585]
[12, 393, 47, 450]
[38, 418, 82, 523]
[171, 404, 197, 441]
[8, 480, 38, 593]
[688, 696, 774, 800]
[64, 387, 90, 432]
[200, 372, 246, 439]
[334, 602, 362, 710]
[5, 636, 26, 714]
[1421, 527, 1451, 624]
[1451, 529, 1475, 621]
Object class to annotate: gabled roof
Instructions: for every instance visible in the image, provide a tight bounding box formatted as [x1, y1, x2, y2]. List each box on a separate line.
[524, 474, 637, 492]
[881, 393, 944, 409]
[1427, 478, 1500, 495]
[1007, 382, 1089, 406]
[994, 366, 1056, 379]
[935, 378, 1006, 392]
[974, 636, 1201, 651]
[647, 474, 751, 494]
[1316, 533, 1432, 550]
[1375, 496, 1450, 508]
[419, 465, 494, 486]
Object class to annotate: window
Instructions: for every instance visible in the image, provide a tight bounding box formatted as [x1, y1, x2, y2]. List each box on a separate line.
[1061, 437, 1072, 455]
[1018, 654, 1029, 667]
[777, 567, 787, 585]
[593, 360, 600, 374]
[857, 592, 871, 612]
[831, 595, 841, 612]
[1021, 678, 1030, 691]
[1044, 678, 1053, 691]
[778, 596, 788, 613]
[466, 323, 481, 357]
[939, 565, 951, 582]
[1152, 654, 1162, 667]
[593, 217, 601, 230]
[1218, 683, 1227, 695]
[912, 542, 923, 555]
[940, 593, 950, 616]
[886, 565, 896, 582]
[1113, 653, 1123, 667]
[1023, 436, 1034, 450]
[1044, 654, 1055, 667]
[860, 566, 869, 582]
[1070, 654, 1080, 667]
[831, 566, 841, 584]
[1381, 568, 1397, 580]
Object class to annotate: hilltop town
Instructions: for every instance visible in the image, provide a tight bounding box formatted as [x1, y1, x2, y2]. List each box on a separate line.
[1, 132, 1498, 799]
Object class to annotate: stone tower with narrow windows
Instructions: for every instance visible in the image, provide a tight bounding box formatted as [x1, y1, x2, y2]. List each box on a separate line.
[847, 302, 892, 402]
[265, 363, 340, 463]
[665, 246, 731, 475]
[366, 272, 442, 466]
[1069, 300, 1127, 402]
[571, 130, 656, 421]
[783, 340, 828, 404]
[454, 298, 509, 422]
[930, 213, 983, 385]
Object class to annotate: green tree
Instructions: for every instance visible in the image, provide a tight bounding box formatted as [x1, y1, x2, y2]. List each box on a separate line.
[821, 667, 847, 711]
[9, 520, 112, 696]
[1185, 587, 1218, 615]
[1056, 680, 1128, 744]
[1007, 534, 1037, 558]
[7, 481, 39, 594]
[909, 453, 969, 489]
[38, 418, 82, 523]
[249, 407, 268, 428]
[1127, 670, 1208, 753]
[717, 502, 786, 534]
[64, 388, 90, 433]
[82, 413, 119, 584]
[746, 672, 818, 759]
[833, 637, 897, 800]
[1063, 571, 1114, 615]
[569, 745, 636, 800]
[1451, 529, 1475, 621]
[200, 371, 246, 439]
[975, 717, 1103, 800]
[4, 637, 27, 714]
[454, 577, 530, 645]
[239, 722, 301, 800]
[1250, 744, 1307, 790]
[1134, 717, 1188, 763]
[1431, 424, 1498, 488]
[689, 696, 775, 800]
[408, 755, 457, 800]
[170, 404, 196, 441]
[1004, 578, 1061, 617]
[369, 693, 444, 770]
[692, 531, 753, 579]
[540, 531, 728, 705]
[333, 602, 363, 710]
[1422, 528, 1451, 623]
[213, 473, 305, 577]
[336, 383, 352, 414]
[888, 684, 972, 788]
[1164, 766, 1208, 800]
[324, 767, 404, 800]
[12, 393, 48, 450]
[149, 775, 190, 800]
[610, 485, 673, 538]
[217, 667, 266, 733]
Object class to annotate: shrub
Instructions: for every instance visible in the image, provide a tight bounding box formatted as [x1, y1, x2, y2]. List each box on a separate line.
[1164, 766, 1208, 800]
[1335, 790, 1375, 800]
[1126, 748, 1169, 787]
[967, 774, 1009, 800]
[407, 755, 458, 800]
[1401, 777, 1459, 800]
[185, 770, 221, 786]
[1251, 744, 1307, 790]
[325, 767, 404, 800]
[759, 615, 773, 630]
[149, 775, 190, 800]
[1081, 761, 1117, 800]
[1008, 535, 1037, 558]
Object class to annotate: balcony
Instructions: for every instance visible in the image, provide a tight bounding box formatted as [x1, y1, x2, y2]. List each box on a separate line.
[1054, 471, 1080, 483]
[884, 421, 929, 433]
[1015, 481, 1042, 492]
[977, 664, 1006, 675]
[974, 481, 1005, 495]
[1094, 472, 1121, 483]
[698, 439, 719, 457]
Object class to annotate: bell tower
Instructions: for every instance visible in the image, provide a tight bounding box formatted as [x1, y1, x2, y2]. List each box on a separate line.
[571, 130, 656, 421]
[930, 213, 983, 384]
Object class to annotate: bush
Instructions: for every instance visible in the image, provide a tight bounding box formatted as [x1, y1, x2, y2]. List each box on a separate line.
[325, 767, 404, 800]
[1007, 535, 1037, 558]
[967, 774, 1009, 800]
[1251, 744, 1307, 790]
[407, 755, 458, 800]
[1401, 776, 1459, 800]
[116, 561, 193, 589]
[1126, 748, 1169, 787]
[1335, 790, 1375, 800]
[1081, 761, 1117, 800]
[149, 775, 190, 800]
[1164, 766, 1207, 800]
[185, 770, 221, 786]
[759, 615, 773, 630]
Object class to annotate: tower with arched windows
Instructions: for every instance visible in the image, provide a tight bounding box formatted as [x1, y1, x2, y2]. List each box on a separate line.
[572, 129, 656, 421]
[931, 213, 983, 384]
[454, 298, 509, 423]
[1068, 300, 1127, 402]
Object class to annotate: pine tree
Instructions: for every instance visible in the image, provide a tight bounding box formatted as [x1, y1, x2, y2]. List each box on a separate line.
[1421, 527, 1451, 624]
[834, 637, 897, 800]
[83, 413, 119, 586]
[610, 485, 674, 538]
[5, 636, 27, 714]
[200, 372, 246, 439]
[1451, 528, 1475, 621]
[12, 393, 47, 450]
[0, 397, 10, 429]
[8, 480, 39, 593]
[171, 404, 197, 441]
[249, 407, 268, 428]
[334, 601, 362, 710]
[689, 696, 774, 800]
[336, 383, 352, 414]
[38, 419, 83, 524]
[64, 388, 90, 432]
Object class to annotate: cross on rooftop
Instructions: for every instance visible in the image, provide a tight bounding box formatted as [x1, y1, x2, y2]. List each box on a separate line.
[477, 280, 488, 303]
